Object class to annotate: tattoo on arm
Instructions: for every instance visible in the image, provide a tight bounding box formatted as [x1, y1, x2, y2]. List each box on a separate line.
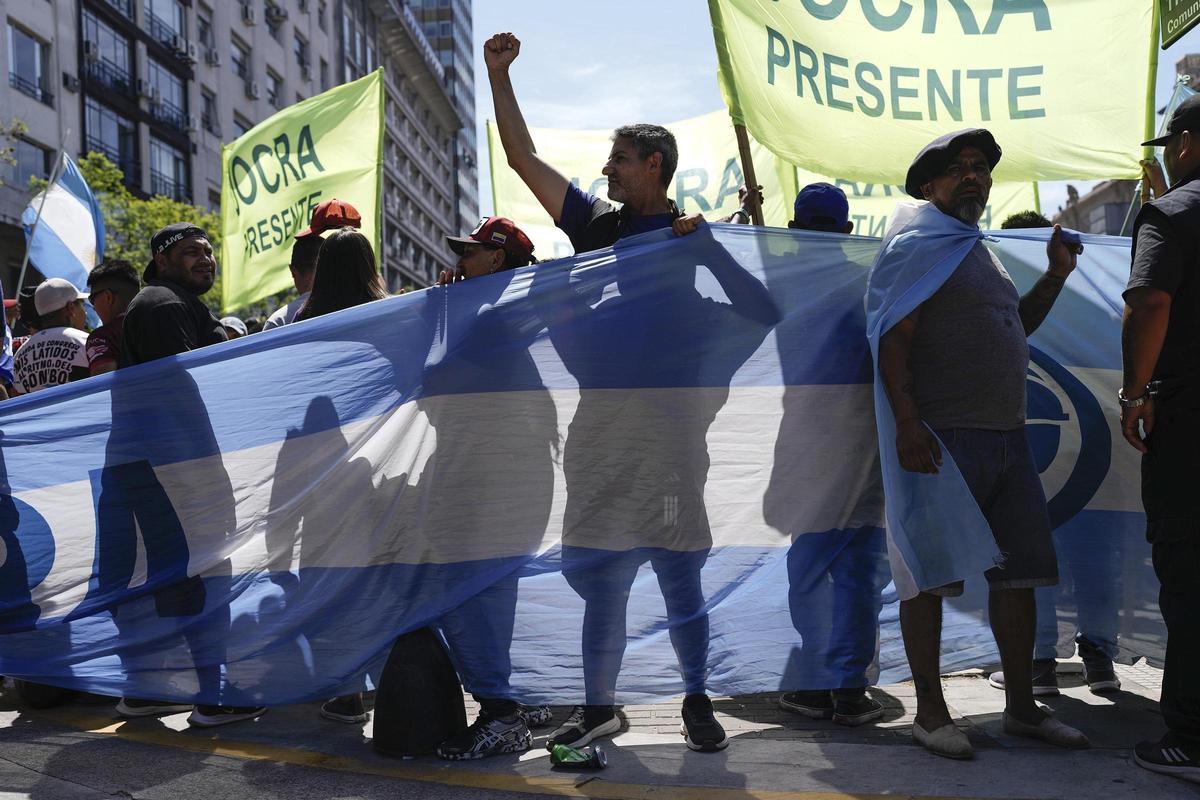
[1018, 273, 1066, 336]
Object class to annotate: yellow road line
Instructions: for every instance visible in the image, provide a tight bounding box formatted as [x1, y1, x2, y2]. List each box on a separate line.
[32, 707, 1019, 800]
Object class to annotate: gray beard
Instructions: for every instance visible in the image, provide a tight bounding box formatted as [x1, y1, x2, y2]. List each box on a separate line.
[951, 197, 986, 226]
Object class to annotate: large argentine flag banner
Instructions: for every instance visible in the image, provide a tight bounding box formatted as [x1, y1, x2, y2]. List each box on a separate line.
[21, 153, 106, 291]
[0, 224, 1158, 705]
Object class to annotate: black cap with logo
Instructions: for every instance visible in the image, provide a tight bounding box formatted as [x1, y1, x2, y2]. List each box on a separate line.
[1143, 94, 1200, 147]
[145, 222, 209, 281]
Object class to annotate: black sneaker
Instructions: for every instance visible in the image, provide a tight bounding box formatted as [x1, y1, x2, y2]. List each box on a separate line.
[187, 705, 267, 728]
[320, 693, 368, 723]
[832, 694, 885, 727]
[116, 697, 194, 718]
[1077, 639, 1120, 694]
[779, 690, 834, 719]
[547, 705, 620, 748]
[1134, 735, 1200, 784]
[987, 659, 1060, 696]
[437, 715, 532, 760]
[520, 704, 553, 728]
[680, 693, 728, 752]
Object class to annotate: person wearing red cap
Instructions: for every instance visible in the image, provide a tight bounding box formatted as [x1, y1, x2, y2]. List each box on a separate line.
[4, 298, 19, 332]
[265, 199, 363, 330]
[440, 216, 536, 285]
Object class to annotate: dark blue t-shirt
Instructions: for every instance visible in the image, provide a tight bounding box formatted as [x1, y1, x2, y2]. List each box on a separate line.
[556, 183, 676, 254]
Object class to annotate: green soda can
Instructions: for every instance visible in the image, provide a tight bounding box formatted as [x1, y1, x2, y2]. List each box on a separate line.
[549, 743, 607, 769]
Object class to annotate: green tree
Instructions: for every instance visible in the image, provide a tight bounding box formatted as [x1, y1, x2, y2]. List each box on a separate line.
[0, 118, 30, 188]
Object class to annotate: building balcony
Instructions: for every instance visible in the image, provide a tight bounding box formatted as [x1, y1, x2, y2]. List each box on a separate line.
[145, 11, 181, 49]
[150, 99, 188, 134]
[9, 73, 53, 106]
[85, 137, 139, 190]
[150, 169, 189, 202]
[84, 59, 136, 100]
[98, 0, 133, 18]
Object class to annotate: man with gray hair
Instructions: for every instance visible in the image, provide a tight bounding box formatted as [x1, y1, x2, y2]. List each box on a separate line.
[484, 32, 704, 253]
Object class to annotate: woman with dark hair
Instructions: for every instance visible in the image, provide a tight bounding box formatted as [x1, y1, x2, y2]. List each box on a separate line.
[292, 225, 387, 725]
[295, 227, 387, 321]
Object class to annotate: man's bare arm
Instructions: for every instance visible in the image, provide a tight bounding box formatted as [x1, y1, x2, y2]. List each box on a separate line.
[485, 33, 570, 223]
[1018, 225, 1080, 336]
[879, 312, 941, 474]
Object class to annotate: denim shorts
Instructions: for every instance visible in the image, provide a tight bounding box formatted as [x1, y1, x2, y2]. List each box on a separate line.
[926, 427, 1059, 596]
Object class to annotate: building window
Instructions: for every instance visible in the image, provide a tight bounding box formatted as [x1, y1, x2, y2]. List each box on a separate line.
[294, 32, 309, 71]
[265, 3, 284, 40]
[147, 58, 187, 131]
[207, 188, 221, 211]
[85, 97, 138, 188]
[317, 0, 327, 31]
[7, 24, 51, 106]
[265, 69, 282, 108]
[197, 6, 215, 50]
[149, 136, 189, 201]
[201, 89, 219, 134]
[233, 113, 252, 136]
[145, 0, 185, 46]
[231, 36, 249, 80]
[319, 58, 328, 91]
[11, 139, 50, 188]
[82, 9, 134, 97]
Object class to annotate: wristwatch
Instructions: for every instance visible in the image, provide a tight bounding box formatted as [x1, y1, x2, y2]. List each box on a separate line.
[1118, 387, 1149, 408]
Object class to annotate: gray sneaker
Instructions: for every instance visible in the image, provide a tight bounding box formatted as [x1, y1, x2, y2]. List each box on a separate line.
[987, 659, 1060, 696]
[1077, 639, 1120, 694]
[437, 715, 532, 760]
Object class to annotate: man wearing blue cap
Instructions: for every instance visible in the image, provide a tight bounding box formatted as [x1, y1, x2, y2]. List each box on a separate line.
[789, 183, 854, 234]
[870, 129, 1087, 759]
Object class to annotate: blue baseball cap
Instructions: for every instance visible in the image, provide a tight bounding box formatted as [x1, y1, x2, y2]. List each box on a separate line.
[793, 183, 850, 232]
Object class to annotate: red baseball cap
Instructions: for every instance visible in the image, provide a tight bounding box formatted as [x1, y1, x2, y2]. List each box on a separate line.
[445, 217, 534, 264]
[296, 198, 362, 239]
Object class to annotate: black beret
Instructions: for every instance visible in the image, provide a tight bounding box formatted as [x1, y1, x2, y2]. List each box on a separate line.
[905, 129, 1002, 199]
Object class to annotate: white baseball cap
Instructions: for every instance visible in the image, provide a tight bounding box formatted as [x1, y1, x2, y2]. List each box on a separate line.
[33, 278, 88, 317]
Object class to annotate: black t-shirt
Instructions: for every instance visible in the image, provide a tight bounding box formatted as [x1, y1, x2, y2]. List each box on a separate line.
[122, 279, 227, 366]
[1126, 207, 1199, 381]
[556, 183, 678, 254]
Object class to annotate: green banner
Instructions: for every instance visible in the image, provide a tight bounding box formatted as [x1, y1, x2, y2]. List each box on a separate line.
[709, 0, 1155, 185]
[221, 69, 384, 311]
[1161, 0, 1200, 48]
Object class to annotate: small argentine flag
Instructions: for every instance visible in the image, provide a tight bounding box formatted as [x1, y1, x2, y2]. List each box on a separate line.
[21, 153, 106, 292]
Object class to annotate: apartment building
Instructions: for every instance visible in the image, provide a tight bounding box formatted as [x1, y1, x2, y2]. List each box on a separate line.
[413, 0, 477, 235]
[1, 0, 469, 294]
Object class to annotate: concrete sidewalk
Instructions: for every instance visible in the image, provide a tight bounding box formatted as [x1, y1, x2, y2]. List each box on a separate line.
[0, 662, 1197, 800]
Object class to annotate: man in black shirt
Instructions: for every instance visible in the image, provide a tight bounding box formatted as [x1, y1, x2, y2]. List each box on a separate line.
[124, 224, 226, 365]
[1122, 94, 1200, 783]
[110, 223, 264, 728]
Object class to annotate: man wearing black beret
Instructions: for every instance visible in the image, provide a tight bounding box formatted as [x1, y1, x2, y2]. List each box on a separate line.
[876, 129, 1087, 759]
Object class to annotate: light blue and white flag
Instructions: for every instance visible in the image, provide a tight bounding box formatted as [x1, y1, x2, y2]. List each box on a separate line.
[21, 153, 106, 291]
[0, 224, 1158, 707]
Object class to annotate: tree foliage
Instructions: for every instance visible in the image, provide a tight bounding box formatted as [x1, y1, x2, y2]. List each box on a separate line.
[0, 118, 30, 188]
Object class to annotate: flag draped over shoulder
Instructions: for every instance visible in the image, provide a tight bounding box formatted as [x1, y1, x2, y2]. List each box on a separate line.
[864, 203, 1001, 599]
[21, 153, 106, 291]
[708, 0, 1155, 184]
[0, 224, 1159, 704]
[220, 69, 384, 312]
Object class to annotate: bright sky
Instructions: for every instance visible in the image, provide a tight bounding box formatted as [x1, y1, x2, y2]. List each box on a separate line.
[472, 4, 1200, 221]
